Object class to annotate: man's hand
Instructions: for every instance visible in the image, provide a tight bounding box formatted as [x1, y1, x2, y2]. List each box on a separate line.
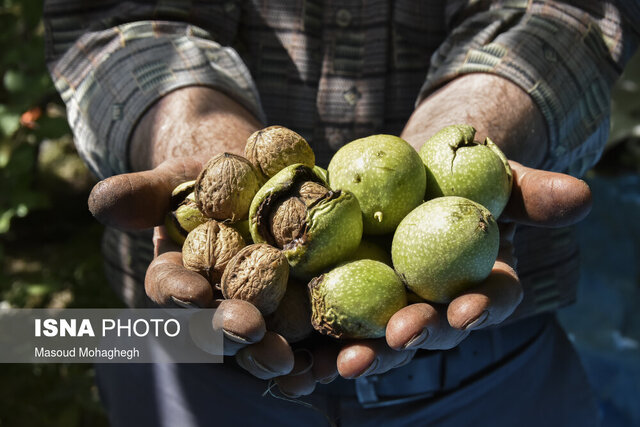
[331, 160, 592, 381]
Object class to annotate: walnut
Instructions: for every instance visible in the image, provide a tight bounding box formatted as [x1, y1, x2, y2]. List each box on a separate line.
[296, 181, 329, 207]
[195, 153, 263, 221]
[265, 280, 313, 343]
[220, 243, 289, 315]
[244, 126, 315, 178]
[268, 196, 307, 248]
[182, 220, 246, 284]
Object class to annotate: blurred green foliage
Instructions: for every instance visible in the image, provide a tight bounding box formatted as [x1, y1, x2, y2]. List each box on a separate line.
[0, 1, 119, 426]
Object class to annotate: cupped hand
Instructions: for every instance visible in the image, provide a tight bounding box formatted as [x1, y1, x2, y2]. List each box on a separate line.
[89, 158, 298, 379]
[331, 161, 592, 380]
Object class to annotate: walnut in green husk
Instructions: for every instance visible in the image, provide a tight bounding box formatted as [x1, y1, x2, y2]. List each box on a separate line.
[165, 180, 207, 245]
[195, 153, 263, 221]
[182, 220, 246, 284]
[245, 126, 315, 178]
[220, 243, 289, 315]
[249, 164, 362, 279]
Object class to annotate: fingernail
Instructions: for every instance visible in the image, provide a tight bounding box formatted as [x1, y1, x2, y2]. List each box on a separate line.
[318, 372, 339, 384]
[290, 349, 314, 376]
[170, 296, 196, 308]
[463, 310, 489, 330]
[353, 358, 379, 379]
[403, 328, 429, 349]
[237, 353, 281, 377]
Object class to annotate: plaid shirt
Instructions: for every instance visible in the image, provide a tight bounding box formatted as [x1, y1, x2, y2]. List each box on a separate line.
[44, 0, 639, 309]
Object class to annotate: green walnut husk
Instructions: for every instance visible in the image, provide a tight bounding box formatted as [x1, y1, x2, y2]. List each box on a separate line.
[195, 153, 263, 222]
[309, 259, 407, 339]
[249, 164, 363, 279]
[391, 196, 499, 304]
[419, 124, 512, 218]
[245, 126, 315, 179]
[341, 238, 392, 266]
[165, 180, 207, 245]
[327, 134, 426, 235]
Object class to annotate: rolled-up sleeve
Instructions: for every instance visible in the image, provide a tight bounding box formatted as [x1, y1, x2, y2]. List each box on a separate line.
[45, 11, 264, 180]
[419, 1, 640, 176]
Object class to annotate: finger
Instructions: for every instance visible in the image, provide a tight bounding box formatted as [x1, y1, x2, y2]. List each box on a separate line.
[386, 303, 469, 351]
[88, 157, 204, 230]
[215, 299, 266, 356]
[310, 339, 340, 384]
[145, 251, 214, 307]
[153, 226, 181, 257]
[235, 331, 295, 380]
[337, 339, 415, 379]
[274, 349, 316, 397]
[501, 161, 592, 227]
[447, 260, 523, 330]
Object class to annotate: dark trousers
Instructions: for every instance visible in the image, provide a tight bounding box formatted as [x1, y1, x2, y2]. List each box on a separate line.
[96, 314, 598, 427]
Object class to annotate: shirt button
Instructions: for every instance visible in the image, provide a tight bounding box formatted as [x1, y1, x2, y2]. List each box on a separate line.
[336, 9, 352, 27]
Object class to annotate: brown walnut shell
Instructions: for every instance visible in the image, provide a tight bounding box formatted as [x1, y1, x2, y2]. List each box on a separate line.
[220, 243, 289, 315]
[195, 153, 263, 221]
[244, 126, 315, 178]
[265, 280, 313, 343]
[182, 220, 246, 284]
[296, 181, 329, 207]
[269, 196, 307, 249]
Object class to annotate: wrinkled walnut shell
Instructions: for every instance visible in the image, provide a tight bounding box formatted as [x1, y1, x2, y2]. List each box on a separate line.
[182, 220, 246, 284]
[296, 181, 329, 207]
[220, 243, 289, 315]
[244, 126, 315, 178]
[265, 280, 313, 343]
[195, 153, 263, 221]
[269, 196, 307, 248]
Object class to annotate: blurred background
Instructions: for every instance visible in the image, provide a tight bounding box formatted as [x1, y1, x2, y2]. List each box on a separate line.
[0, 1, 638, 426]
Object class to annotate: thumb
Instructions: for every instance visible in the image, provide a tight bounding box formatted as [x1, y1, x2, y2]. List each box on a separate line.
[88, 157, 204, 230]
[501, 161, 592, 227]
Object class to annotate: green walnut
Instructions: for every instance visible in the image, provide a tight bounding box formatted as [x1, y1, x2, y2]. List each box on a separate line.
[165, 180, 207, 245]
[245, 126, 315, 179]
[249, 164, 363, 279]
[309, 259, 407, 339]
[391, 196, 499, 304]
[195, 153, 263, 222]
[419, 124, 512, 218]
[327, 134, 426, 235]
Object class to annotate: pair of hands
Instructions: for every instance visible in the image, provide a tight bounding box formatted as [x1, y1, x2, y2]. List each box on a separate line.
[89, 156, 592, 397]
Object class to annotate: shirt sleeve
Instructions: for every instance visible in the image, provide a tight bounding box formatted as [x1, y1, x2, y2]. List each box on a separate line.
[419, 0, 640, 177]
[44, 2, 265, 180]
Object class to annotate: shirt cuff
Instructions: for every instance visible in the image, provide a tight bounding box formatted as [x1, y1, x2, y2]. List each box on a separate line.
[418, 5, 620, 177]
[49, 21, 265, 180]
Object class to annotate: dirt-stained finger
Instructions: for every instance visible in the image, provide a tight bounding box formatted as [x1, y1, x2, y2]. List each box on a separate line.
[145, 251, 214, 307]
[502, 161, 592, 227]
[235, 331, 295, 380]
[447, 260, 522, 330]
[88, 157, 204, 230]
